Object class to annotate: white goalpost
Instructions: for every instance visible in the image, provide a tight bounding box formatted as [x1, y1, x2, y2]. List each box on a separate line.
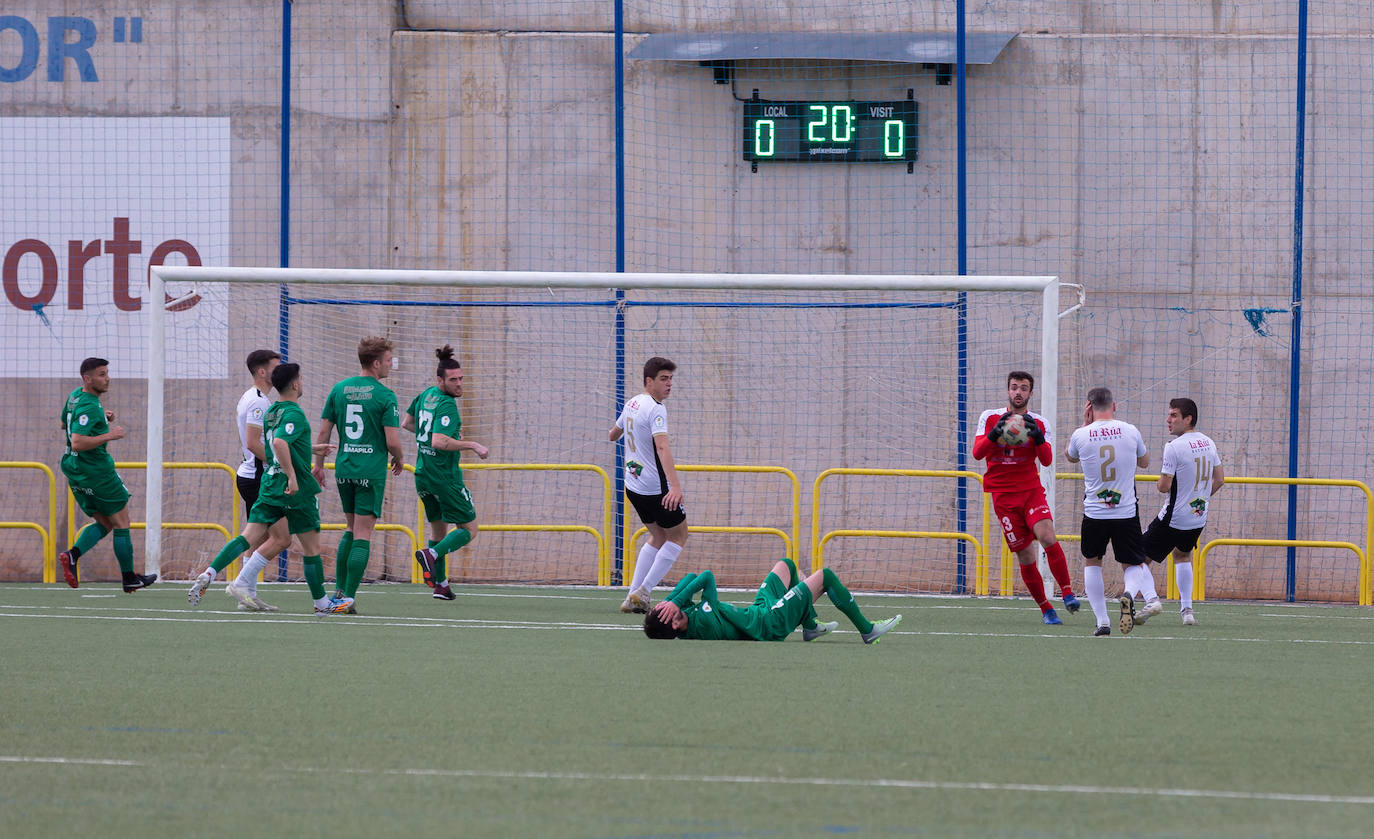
[145, 266, 1077, 592]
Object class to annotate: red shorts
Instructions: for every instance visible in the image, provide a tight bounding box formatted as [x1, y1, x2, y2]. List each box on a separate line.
[992, 486, 1054, 553]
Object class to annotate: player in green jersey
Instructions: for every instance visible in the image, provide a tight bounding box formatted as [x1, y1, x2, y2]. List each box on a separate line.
[403, 345, 490, 601]
[202, 363, 353, 615]
[57, 357, 156, 592]
[314, 336, 404, 609]
[643, 558, 902, 643]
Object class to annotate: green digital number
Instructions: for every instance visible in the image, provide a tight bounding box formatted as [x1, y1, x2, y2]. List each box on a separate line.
[831, 105, 853, 142]
[754, 119, 775, 157]
[807, 104, 827, 142]
[884, 120, 904, 157]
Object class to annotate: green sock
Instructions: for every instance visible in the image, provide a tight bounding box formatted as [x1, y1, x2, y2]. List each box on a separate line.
[436, 526, 470, 557]
[435, 527, 472, 584]
[334, 531, 354, 593]
[72, 523, 109, 558]
[343, 539, 370, 598]
[823, 567, 873, 635]
[781, 558, 818, 629]
[112, 529, 134, 575]
[210, 535, 250, 573]
[302, 555, 326, 600]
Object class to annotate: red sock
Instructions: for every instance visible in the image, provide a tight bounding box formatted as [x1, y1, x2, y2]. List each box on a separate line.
[1018, 562, 1050, 610]
[1044, 541, 1073, 597]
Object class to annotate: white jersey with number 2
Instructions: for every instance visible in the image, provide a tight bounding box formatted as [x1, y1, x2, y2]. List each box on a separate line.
[1067, 419, 1148, 520]
[1157, 431, 1221, 529]
[615, 394, 669, 495]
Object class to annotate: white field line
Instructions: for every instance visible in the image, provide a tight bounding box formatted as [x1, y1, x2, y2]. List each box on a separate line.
[2, 604, 1374, 645]
[0, 755, 139, 766]
[6, 755, 1370, 806]
[5, 584, 1368, 614]
[0, 611, 637, 630]
[303, 766, 1374, 806]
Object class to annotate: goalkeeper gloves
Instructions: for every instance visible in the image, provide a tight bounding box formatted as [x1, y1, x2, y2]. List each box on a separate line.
[1024, 415, 1046, 445]
[989, 411, 1014, 444]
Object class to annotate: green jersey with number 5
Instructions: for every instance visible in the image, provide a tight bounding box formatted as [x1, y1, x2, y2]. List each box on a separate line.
[406, 385, 462, 478]
[322, 375, 400, 480]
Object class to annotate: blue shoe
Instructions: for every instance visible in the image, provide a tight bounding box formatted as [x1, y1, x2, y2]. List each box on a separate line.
[1063, 593, 1081, 614]
[1041, 608, 1062, 625]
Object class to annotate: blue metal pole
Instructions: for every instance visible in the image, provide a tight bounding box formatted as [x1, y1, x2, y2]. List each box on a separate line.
[954, 0, 970, 593]
[276, 0, 293, 581]
[1286, 0, 1309, 602]
[612, 0, 627, 584]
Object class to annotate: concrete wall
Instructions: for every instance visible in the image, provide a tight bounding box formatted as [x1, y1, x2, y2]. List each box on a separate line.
[2, 1, 1370, 599]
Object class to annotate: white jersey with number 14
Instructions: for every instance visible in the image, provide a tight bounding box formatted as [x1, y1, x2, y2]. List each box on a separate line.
[1157, 431, 1221, 529]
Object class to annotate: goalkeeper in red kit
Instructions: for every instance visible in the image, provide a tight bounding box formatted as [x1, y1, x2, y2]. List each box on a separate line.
[972, 370, 1079, 625]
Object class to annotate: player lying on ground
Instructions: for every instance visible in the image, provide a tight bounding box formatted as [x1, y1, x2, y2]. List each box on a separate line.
[642, 558, 901, 643]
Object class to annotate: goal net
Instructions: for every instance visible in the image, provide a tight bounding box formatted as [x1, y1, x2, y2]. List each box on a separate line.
[145, 267, 1074, 594]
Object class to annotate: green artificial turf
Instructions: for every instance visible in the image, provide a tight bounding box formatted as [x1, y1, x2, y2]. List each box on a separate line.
[1, 582, 1371, 838]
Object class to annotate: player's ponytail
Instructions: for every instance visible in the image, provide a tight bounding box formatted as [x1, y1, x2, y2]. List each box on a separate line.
[434, 345, 461, 377]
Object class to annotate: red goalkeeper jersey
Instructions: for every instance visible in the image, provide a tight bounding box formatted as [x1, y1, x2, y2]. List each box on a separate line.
[972, 408, 1052, 493]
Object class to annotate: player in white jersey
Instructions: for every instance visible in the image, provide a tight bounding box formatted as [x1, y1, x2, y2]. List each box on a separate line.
[609, 357, 686, 614]
[188, 349, 291, 611]
[1142, 398, 1224, 626]
[1065, 387, 1150, 635]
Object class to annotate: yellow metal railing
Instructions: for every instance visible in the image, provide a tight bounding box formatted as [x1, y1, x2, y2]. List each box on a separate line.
[1201, 477, 1374, 606]
[628, 525, 792, 583]
[812, 468, 991, 594]
[1, 462, 58, 582]
[320, 462, 423, 583]
[66, 463, 240, 576]
[1195, 539, 1365, 603]
[463, 463, 615, 585]
[622, 465, 801, 585]
[1055, 473, 1373, 605]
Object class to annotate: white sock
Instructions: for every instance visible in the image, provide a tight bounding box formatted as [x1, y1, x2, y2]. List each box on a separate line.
[627, 542, 657, 593]
[1176, 561, 1194, 610]
[1084, 565, 1108, 627]
[200, 566, 216, 580]
[641, 541, 683, 593]
[235, 552, 270, 595]
[1121, 564, 1142, 598]
[1137, 564, 1160, 604]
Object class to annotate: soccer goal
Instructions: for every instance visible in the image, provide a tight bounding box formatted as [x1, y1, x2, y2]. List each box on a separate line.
[145, 266, 1081, 592]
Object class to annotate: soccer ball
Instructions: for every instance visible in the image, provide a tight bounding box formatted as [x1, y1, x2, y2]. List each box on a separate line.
[999, 413, 1031, 446]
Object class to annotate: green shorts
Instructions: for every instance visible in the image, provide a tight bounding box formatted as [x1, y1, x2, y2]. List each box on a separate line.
[336, 476, 386, 518]
[741, 572, 815, 642]
[63, 463, 130, 518]
[248, 495, 321, 534]
[416, 474, 476, 525]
